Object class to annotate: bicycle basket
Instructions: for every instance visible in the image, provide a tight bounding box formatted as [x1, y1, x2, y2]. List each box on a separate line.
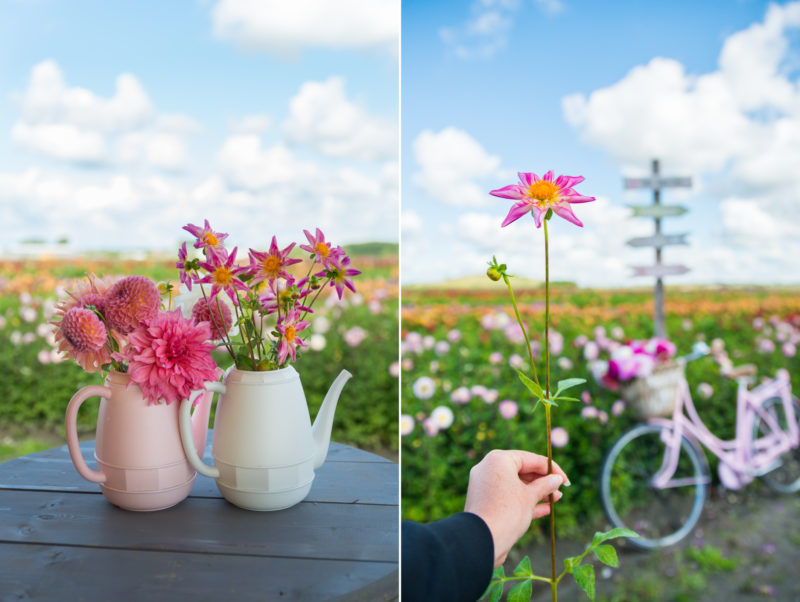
[620, 360, 684, 419]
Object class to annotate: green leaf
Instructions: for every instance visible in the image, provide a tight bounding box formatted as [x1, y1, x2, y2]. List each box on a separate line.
[591, 528, 640, 547]
[492, 566, 505, 580]
[593, 544, 619, 567]
[482, 583, 503, 602]
[551, 396, 580, 403]
[573, 564, 596, 600]
[555, 378, 587, 397]
[514, 368, 544, 400]
[507, 579, 533, 602]
[512, 556, 533, 578]
[541, 397, 559, 407]
[563, 555, 581, 573]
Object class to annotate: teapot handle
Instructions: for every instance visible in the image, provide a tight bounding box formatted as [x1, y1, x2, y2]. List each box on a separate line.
[180, 382, 227, 479]
[65, 385, 112, 484]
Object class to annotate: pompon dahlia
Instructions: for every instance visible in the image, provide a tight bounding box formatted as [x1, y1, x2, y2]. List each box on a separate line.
[54, 307, 111, 372]
[191, 296, 233, 341]
[113, 309, 218, 405]
[103, 275, 161, 334]
[53, 273, 118, 321]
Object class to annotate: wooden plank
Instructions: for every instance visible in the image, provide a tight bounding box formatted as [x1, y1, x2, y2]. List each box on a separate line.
[631, 264, 690, 277]
[0, 453, 398, 505]
[0, 542, 397, 602]
[626, 233, 688, 248]
[624, 176, 692, 189]
[0, 489, 398, 563]
[629, 204, 687, 218]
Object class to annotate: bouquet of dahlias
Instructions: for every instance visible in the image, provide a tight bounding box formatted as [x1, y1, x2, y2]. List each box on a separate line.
[52, 273, 218, 405]
[175, 221, 360, 372]
[593, 336, 676, 391]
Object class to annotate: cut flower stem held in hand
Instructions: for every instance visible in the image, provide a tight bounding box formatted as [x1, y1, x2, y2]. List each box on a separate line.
[483, 171, 640, 601]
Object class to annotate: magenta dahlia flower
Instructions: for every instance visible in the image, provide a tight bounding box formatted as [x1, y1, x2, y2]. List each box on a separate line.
[191, 296, 233, 340]
[197, 246, 250, 305]
[491, 171, 595, 228]
[317, 254, 361, 300]
[299, 228, 343, 269]
[248, 236, 302, 285]
[113, 309, 218, 405]
[276, 309, 310, 365]
[183, 219, 229, 252]
[103, 275, 161, 335]
[54, 307, 112, 372]
[176, 242, 196, 291]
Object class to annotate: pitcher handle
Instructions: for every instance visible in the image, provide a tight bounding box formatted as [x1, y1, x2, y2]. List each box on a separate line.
[180, 382, 227, 479]
[65, 385, 112, 484]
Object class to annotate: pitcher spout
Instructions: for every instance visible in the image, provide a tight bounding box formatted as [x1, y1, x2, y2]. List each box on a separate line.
[311, 369, 352, 470]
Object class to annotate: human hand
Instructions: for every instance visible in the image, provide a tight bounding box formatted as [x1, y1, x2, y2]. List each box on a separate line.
[464, 450, 569, 568]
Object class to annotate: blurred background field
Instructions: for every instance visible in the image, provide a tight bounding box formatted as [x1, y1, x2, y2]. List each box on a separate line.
[0, 244, 398, 462]
[401, 281, 800, 532]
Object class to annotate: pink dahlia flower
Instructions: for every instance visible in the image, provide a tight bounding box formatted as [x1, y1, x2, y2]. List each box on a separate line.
[176, 242, 196, 291]
[183, 219, 229, 252]
[197, 246, 250, 305]
[113, 309, 218, 405]
[249, 236, 302, 285]
[317, 254, 361, 300]
[491, 171, 595, 228]
[103, 275, 161, 335]
[54, 307, 111, 373]
[276, 309, 310, 365]
[299, 228, 343, 269]
[191, 296, 233, 340]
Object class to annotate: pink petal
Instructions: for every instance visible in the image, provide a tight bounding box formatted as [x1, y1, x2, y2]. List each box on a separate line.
[542, 170, 554, 182]
[552, 202, 584, 227]
[518, 172, 533, 187]
[555, 174, 584, 190]
[564, 194, 595, 204]
[501, 201, 531, 227]
[531, 206, 545, 228]
[490, 184, 524, 200]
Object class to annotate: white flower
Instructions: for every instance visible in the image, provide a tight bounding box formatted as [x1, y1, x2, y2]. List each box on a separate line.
[412, 376, 436, 399]
[313, 316, 331, 333]
[430, 406, 454, 430]
[309, 334, 327, 351]
[434, 341, 450, 356]
[400, 414, 414, 436]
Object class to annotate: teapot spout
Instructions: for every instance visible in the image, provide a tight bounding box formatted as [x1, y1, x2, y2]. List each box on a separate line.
[311, 369, 352, 470]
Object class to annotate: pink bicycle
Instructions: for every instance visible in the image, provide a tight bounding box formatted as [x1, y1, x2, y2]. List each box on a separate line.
[600, 348, 800, 549]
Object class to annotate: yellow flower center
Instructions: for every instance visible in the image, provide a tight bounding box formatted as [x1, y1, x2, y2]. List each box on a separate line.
[284, 325, 296, 342]
[213, 266, 232, 285]
[263, 255, 281, 275]
[204, 232, 219, 246]
[315, 242, 330, 257]
[528, 180, 559, 202]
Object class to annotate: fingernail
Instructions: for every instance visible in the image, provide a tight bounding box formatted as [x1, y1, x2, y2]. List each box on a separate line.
[564, 478, 571, 487]
[547, 475, 563, 491]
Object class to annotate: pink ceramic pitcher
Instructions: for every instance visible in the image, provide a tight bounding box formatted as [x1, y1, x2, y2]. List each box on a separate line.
[65, 370, 213, 511]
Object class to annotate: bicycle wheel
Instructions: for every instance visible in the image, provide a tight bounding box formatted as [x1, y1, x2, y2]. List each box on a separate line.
[753, 396, 800, 493]
[600, 424, 709, 549]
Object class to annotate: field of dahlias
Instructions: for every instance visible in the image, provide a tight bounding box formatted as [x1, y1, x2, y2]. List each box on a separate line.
[401, 283, 800, 539]
[0, 250, 398, 461]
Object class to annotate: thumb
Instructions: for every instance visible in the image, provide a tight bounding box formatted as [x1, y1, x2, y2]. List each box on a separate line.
[529, 474, 564, 504]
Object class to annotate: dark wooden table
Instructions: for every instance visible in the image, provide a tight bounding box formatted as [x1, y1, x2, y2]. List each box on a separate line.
[0, 437, 398, 601]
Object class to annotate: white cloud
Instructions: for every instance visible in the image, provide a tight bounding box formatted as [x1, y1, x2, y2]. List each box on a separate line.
[412, 127, 505, 207]
[284, 77, 397, 161]
[217, 135, 316, 190]
[563, 0, 800, 265]
[533, 0, 564, 15]
[211, 0, 399, 56]
[11, 60, 196, 170]
[230, 114, 273, 134]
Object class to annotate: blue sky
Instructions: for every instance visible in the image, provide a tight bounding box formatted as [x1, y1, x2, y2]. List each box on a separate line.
[0, 0, 398, 253]
[402, 0, 800, 286]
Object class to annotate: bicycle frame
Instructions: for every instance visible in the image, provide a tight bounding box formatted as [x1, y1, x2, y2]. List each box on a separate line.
[646, 372, 799, 491]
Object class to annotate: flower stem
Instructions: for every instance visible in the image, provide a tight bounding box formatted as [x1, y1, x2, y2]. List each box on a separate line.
[502, 274, 540, 388]
[544, 218, 556, 602]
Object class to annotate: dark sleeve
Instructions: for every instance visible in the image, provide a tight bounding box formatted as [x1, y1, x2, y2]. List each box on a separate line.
[401, 512, 494, 602]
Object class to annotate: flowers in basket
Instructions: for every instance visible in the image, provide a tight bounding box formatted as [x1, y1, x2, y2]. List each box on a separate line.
[51, 221, 360, 405]
[593, 337, 677, 391]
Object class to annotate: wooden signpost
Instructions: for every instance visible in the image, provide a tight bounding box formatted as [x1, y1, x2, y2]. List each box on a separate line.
[625, 159, 692, 338]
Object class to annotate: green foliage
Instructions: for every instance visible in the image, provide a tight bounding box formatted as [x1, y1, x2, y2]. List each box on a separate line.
[685, 544, 738, 572]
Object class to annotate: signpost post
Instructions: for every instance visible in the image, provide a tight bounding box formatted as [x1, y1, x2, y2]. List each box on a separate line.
[625, 159, 692, 338]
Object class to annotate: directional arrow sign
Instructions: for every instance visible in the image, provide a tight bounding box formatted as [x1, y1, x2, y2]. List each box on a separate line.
[624, 176, 692, 189]
[629, 204, 688, 218]
[626, 233, 689, 248]
[632, 264, 690, 278]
